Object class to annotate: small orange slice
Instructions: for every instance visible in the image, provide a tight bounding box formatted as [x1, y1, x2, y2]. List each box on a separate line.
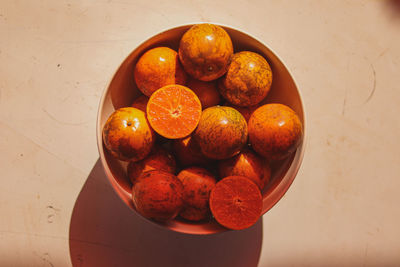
[147, 84, 202, 139]
[209, 176, 262, 230]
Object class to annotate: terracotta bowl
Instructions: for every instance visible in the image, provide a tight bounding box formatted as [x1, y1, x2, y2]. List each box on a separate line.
[97, 24, 306, 235]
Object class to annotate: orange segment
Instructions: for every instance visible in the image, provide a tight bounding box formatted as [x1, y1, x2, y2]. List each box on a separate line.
[147, 85, 202, 139]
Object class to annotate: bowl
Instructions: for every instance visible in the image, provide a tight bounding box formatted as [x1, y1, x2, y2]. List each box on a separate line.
[97, 24, 306, 235]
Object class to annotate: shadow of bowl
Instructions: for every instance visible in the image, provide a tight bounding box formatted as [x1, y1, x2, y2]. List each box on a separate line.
[69, 159, 263, 267]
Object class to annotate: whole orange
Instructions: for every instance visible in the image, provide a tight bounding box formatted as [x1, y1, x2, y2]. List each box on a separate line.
[177, 167, 216, 221]
[193, 106, 248, 160]
[131, 95, 149, 112]
[186, 78, 221, 109]
[172, 135, 210, 167]
[102, 107, 155, 161]
[248, 104, 302, 160]
[227, 104, 257, 122]
[179, 24, 233, 81]
[134, 47, 187, 96]
[219, 51, 272, 107]
[218, 150, 271, 190]
[132, 170, 183, 222]
[127, 146, 176, 184]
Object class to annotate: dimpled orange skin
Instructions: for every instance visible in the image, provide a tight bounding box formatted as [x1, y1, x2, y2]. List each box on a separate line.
[186, 78, 221, 109]
[218, 150, 271, 190]
[102, 107, 155, 161]
[132, 170, 184, 222]
[179, 24, 233, 81]
[127, 146, 176, 184]
[219, 51, 272, 107]
[193, 106, 248, 160]
[249, 104, 303, 160]
[228, 104, 257, 122]
[131, 95, 149, 112]
[177, 167, 217, 221]
[172, 136, 211, 167]
[134, 47, 187, 97]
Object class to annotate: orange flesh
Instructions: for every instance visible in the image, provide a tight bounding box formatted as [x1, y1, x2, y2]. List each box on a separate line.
[147, 85, 202, 139]
[209, 176, 262, 230]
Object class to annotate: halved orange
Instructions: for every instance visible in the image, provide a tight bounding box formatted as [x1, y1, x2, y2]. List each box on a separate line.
[209, 176, 262, 230]
[147, 84, 202, 139]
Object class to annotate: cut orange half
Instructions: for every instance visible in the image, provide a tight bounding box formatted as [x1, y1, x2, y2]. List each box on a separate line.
[147, 84, 202, 139]
[209, 176, 262, 230]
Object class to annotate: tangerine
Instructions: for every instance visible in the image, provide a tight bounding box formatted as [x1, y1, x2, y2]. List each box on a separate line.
[127, 146, 176, 184]
[147, 84, 202, 139]
[172, 135, 210, 167]
[186, 78, 221, 109]
[134, 47, 187, 97]
[132, 170, 183, 221]
[177, 167, 216, 221]
[218, 150, 271, 190]
[248, 104, 303, 160]
[102, 107, 155, 161]
[228, 104, 257, 122]
[131, 95, 149, 112]
[179, 24, 233, 81]
[209, 176, 262, 230]
[219, 51, 272, 107]
[193, 106, 248, 160]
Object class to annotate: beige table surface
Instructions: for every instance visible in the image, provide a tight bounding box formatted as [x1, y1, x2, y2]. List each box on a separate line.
[1, 0, 400, 266]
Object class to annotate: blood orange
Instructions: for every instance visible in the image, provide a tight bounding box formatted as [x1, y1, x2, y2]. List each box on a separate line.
[209, 176, 262, 230]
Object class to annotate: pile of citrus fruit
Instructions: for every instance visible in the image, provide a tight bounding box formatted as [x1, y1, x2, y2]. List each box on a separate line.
[103, 23, 303, 230]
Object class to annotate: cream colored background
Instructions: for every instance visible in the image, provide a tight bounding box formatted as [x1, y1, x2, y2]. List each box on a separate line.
[1, 0, 400, 266]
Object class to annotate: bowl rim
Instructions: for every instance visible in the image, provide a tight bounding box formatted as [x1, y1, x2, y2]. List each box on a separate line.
[96, 22, 307, 235]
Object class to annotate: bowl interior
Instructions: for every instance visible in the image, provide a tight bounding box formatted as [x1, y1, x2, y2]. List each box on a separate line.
[97, 24, 306, 235]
